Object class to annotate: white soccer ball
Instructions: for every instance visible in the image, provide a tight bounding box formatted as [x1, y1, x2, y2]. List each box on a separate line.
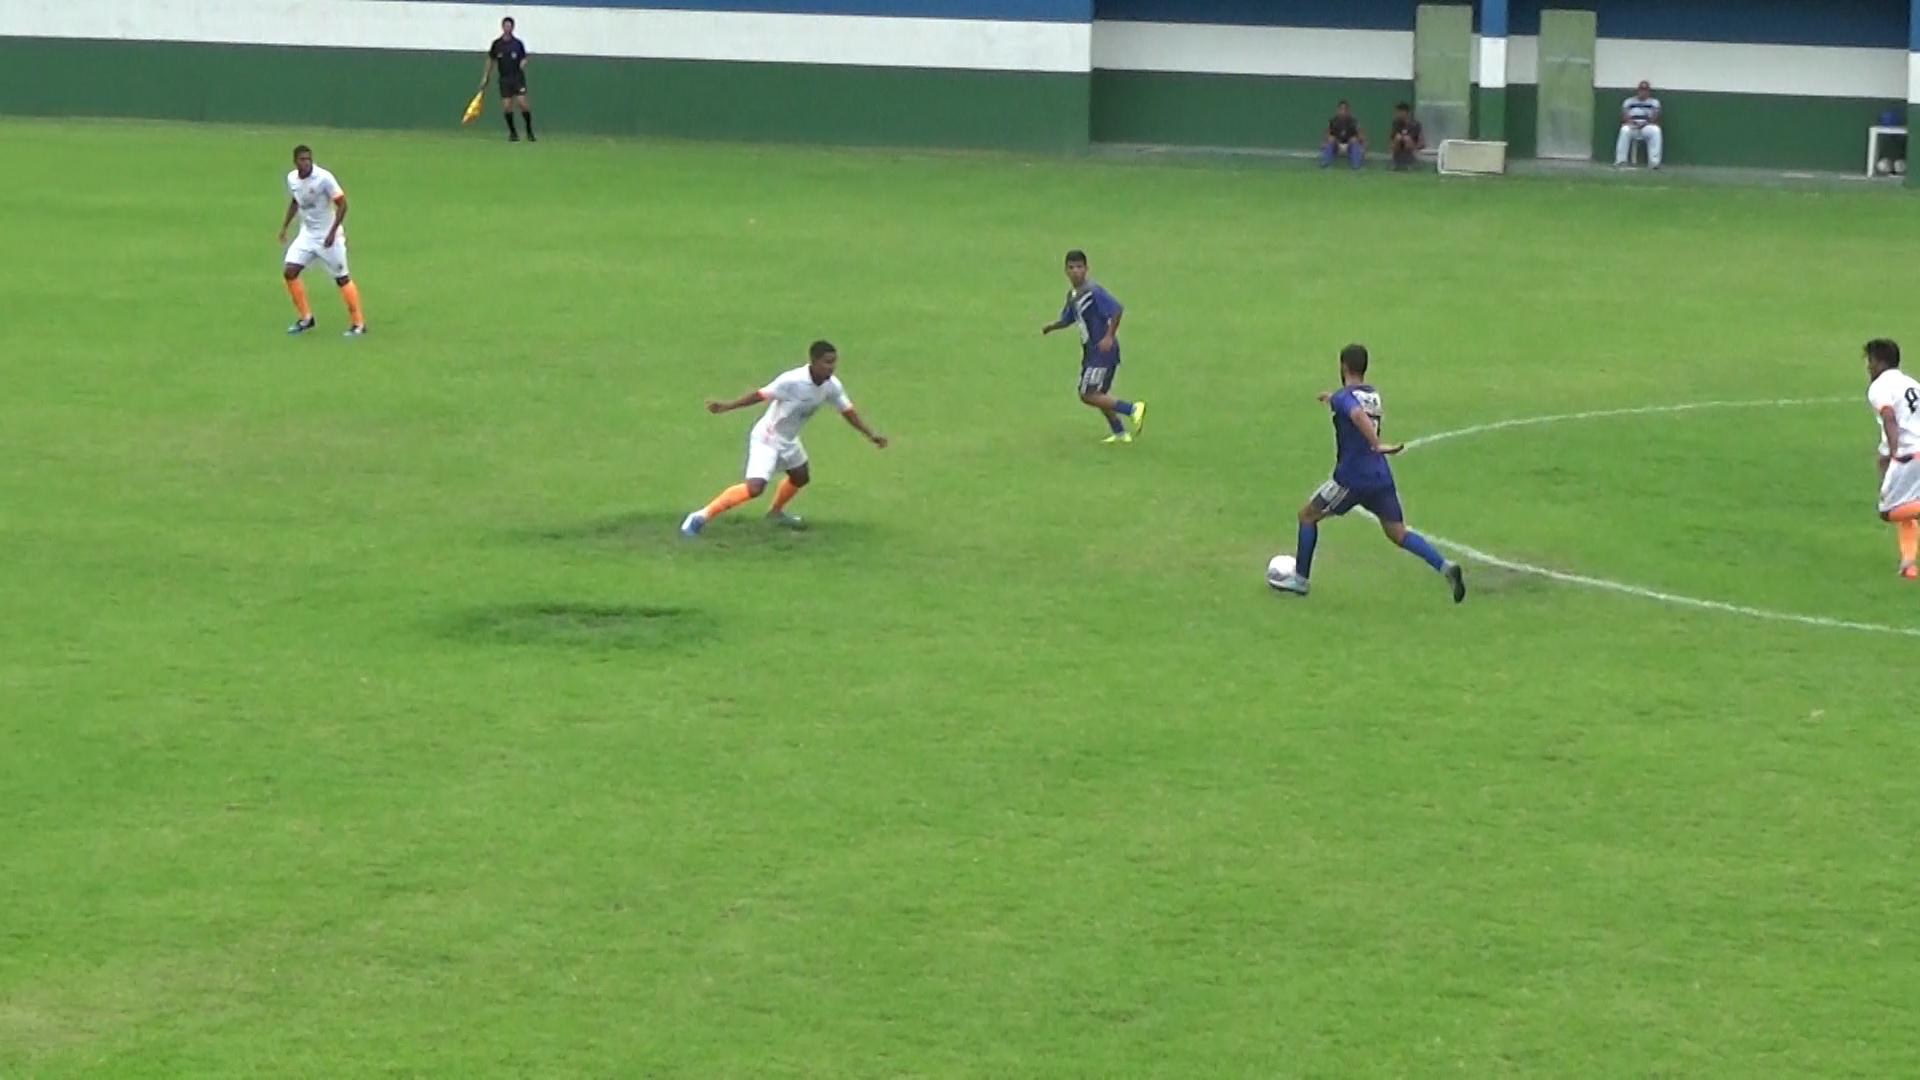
[1898, 159, 1909, 176]
[1266, 554, 1297, 589]
[1877, 158, 1893, 176]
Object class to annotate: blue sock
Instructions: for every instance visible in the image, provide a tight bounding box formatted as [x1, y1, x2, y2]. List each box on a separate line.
[1106, 412, 1127, 434]
[1398, 530, 1448, 571]
[1112, 400, 1135, 416]
[1296, 522, 1319, 578]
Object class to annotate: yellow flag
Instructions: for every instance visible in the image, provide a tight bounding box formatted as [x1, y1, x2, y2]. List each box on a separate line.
[461, 90, 484, 125]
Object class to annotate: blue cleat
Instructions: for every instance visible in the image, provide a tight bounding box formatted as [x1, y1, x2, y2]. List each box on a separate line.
[679, 511, 706, 537]
[342, 324, 366, 337]
[287, 316, 316, 335]
[1272, 573, 1310, 597]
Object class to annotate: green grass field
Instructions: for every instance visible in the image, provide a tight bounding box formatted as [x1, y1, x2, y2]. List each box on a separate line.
[4, 117, 1919, 1077]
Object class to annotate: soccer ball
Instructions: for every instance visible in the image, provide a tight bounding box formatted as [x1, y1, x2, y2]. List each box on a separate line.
[1877, 158, 1894, 176]
[1266, 554, 1297, 589]
[1898, 159, 1909, 176]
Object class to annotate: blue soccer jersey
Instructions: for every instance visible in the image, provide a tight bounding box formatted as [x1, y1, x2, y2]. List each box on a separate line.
[1328, 384, 1394, 490]
[1062, 283, 1123, 365]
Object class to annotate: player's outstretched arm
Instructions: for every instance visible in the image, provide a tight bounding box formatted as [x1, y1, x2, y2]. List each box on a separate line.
[841, 409, 888, 448]
[706, 390, 766, 414]
[479, 53, 494, 88]
[277, 198, 297, 243]
[1041, 318, 1071, 335]
[1349, 406, 1403, 455]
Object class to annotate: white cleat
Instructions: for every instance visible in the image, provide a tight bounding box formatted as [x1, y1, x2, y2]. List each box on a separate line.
[679, 511, 707, 537]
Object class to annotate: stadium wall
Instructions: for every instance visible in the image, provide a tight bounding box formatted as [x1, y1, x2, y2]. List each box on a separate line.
[0, 0, 1094, 150]
[1091, 0, 1911, 172]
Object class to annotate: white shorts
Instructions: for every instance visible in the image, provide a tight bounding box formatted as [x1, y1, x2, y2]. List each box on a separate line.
[745, 435, 807, 482]
[1881, 457, 1920, 513]
[284, 232, 350, 279]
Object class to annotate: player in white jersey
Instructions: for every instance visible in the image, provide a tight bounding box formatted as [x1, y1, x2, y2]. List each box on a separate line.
[680, 340, 888, 536]
[278, 145, 366, 336]
[1864, 338, 1920, 578]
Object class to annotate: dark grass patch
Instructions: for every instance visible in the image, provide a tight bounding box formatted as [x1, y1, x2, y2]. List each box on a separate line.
[447, 602, 715, 652]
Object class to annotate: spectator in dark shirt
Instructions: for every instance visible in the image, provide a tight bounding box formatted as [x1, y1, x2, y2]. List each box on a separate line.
[1388, 103, 1424, 171]
[1319, 101, 1365, 170]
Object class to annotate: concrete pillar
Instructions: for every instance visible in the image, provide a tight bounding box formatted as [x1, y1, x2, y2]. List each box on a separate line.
[1477, 0, 1509, 141]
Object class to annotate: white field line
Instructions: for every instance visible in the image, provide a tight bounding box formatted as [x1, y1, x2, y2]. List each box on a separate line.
[1396, 396, 1920, 637]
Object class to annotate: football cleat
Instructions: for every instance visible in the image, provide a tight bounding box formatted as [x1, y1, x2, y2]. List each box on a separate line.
[679, 512, 706, 537]
[1102, 433, 1133, 445]
[1446, 563, 1468, 603]
[287, 316, 316, 335]
[343, 325, 366, 337]
[1128, 400, 1148, 436]
[767, 509, 805, 529]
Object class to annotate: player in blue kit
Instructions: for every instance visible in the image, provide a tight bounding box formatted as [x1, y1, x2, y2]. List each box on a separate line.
[1270, 344, 1467, 602]
[1042, 250, 1146, 443]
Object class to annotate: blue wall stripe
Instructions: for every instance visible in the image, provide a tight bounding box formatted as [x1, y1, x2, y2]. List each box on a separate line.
[1911, 0, 1920, 51]
[1091, 0, 1415, 31]
[1481, 0, 1507, 38]
[428, 0, 1092, 22]
[1505, 0, 1905, 49]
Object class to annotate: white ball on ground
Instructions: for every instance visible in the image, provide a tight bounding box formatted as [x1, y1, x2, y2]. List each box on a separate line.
[1266, 555, 1297, 590]
[1897, 159, 1909, 176]
[1877, 158, 1893, 176]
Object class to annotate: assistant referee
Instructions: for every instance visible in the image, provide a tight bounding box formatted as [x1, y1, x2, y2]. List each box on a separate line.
[480, 17, 535, 142]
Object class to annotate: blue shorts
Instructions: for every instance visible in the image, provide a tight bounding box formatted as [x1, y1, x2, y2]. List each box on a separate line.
[1311, 478, 1404, 523]
[1078, 356, 1118, 396]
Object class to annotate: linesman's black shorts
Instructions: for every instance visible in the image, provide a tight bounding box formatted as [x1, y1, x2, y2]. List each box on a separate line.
[499, 76, 527, 99]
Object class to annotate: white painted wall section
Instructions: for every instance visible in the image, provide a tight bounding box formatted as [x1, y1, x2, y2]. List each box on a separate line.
[0, 0, 1093, 73]
[1092, 21, 1413, 81]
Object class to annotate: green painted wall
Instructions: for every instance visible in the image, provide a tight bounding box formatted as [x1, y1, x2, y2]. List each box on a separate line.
[0, 37, 1089, 151]
[1502, 84, 1896, 171]
[1585, 88, 1899, 171]
[1091, 70, 1411, 151]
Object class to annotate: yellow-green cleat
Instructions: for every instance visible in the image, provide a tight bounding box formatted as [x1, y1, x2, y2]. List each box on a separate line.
[1128, 400, 1147, 436]
[1103, 432, 1133, 444]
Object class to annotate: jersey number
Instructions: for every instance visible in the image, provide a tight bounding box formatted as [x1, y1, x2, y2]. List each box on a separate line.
[1906, 387, 1919, 413]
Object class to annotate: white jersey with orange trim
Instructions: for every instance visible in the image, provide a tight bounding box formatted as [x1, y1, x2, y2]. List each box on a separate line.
[751, 366, 853, 446]
[286, 165, 345, 240]
[1868, 367, 1920, 459]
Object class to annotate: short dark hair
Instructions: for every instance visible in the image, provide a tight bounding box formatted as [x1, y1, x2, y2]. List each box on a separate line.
[1064, 249, 1087, 265]
[1340, 343, 1370, 376]
[293, 144, 311, 158]
[1866, 338, 1901, 368]
[809, 340, 837, 361]
[1337, 100, 1350, 108]
[1395, 101, 1412, 111]
[502, 16, 515, 27]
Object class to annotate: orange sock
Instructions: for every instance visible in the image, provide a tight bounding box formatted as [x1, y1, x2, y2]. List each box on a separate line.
[1900, 520, 1919, 565]
[702, 483, 754, 519]
[286, 278, 311, 318]
[340, 282, 364, 327]
[771, 478, 801, 511]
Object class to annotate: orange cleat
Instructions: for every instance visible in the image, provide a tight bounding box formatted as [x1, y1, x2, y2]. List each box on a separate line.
[1901, 564, 1918, 580]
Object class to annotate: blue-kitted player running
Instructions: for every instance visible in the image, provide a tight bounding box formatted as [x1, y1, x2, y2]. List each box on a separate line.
[1271, 344, 1467, 602]
[1042, 249, 1146, 444]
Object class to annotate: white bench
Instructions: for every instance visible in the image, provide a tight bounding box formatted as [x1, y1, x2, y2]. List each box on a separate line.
[1867, 124, 1907, 177]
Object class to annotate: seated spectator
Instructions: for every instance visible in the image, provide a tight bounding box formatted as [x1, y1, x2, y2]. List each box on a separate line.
[1388, 102, 1424, 171]
[1320, 101, 1365, 170]
[1614, 81, 1663, 169]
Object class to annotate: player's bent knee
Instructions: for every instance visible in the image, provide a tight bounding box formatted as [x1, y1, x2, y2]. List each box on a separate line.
[283, 266, 302, 280]
[335, 275, 351, 287]
[745, 479, 769, 497]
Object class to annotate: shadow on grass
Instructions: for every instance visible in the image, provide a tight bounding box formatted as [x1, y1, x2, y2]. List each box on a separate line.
[446, 601, 716, 652]
[523, 509, 883, 555]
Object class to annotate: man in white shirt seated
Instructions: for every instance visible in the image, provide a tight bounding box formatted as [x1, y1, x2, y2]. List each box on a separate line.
[1614, 80, 1663, 168]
